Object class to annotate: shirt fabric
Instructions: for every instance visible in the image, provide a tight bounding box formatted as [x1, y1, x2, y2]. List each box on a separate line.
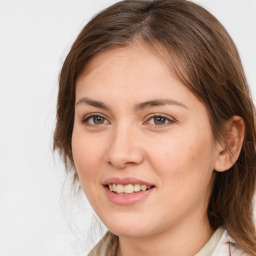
[88, 227, 250, 256]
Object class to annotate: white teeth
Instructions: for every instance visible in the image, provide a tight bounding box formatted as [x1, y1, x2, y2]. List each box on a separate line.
[116, 184, 125, 193]
[109, 184, 114, 191]
[108, 184, 152, 194]
[124, 184, 134, 194]
[141, 184, 147, 191]
[134, 184, 140, 192]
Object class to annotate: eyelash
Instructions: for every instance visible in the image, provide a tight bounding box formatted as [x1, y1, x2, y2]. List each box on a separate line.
[81, 113, 175, 127]
[81, 113, 109, 126]
[145, 113, 175, 127]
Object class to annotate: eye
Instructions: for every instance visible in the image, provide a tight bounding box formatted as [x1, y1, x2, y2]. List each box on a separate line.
[146, 114, 174, 126]
[82, 114, 109, 126]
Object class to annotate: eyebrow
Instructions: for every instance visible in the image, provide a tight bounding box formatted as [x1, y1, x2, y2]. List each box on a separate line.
[134, 99, 188, 110]
[75, 97, 188, 111]
[76, 97, 110, 110]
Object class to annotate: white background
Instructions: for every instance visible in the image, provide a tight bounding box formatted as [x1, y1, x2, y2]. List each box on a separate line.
[0, 0, 255, 255]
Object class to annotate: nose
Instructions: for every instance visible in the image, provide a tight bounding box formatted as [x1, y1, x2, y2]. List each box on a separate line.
[106, 125, 145, 169]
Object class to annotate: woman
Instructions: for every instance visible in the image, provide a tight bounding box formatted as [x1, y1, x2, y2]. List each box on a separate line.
[54, 0, 256, 255]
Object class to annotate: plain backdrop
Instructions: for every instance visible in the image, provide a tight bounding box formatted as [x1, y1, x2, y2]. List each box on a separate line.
[0, 0, 255, 255]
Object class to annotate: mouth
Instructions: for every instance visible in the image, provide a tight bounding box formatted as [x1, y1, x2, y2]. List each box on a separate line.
[106, 184, 154, 194]
[103, 177, 155, 205]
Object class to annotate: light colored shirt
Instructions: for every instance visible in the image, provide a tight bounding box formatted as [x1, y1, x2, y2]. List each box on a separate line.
[195, 227, 225, 256]
[88, 227, 250, 256]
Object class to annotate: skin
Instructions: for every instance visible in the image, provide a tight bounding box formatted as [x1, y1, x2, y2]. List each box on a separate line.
[72, 43, 229, 256]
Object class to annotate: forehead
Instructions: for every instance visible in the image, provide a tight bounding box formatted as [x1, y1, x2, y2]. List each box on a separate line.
[76, 44, 180, 97]
[79, 40, 178, 79]
[75, 43, 209, 119]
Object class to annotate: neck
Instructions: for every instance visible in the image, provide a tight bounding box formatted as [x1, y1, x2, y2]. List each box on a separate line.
[116, 214, 214, 256]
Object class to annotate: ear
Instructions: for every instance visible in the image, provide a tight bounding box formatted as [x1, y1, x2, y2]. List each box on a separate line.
[214, 116, 245, 172]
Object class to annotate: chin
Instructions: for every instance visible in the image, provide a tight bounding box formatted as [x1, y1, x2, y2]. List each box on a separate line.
[101, 214, 157, 238]
[109, 226, 152, 238]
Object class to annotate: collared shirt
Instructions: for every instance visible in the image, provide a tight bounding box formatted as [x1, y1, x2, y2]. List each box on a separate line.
[88, 227, 250, 256]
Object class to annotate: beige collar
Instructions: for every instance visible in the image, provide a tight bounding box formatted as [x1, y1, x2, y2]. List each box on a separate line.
[195, 227, 225, 256]
[88, 226, 228, 256]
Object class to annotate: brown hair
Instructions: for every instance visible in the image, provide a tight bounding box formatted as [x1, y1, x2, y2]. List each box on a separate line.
[54, 0, 256, 254]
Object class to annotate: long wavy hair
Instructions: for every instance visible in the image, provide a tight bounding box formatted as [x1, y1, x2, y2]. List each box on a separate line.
[54, 0, 256, 254]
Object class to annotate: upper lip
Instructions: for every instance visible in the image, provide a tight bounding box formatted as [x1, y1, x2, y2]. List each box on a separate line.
[102, 177, 155, 187]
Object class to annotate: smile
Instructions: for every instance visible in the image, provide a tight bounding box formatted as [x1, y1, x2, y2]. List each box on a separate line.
[102, 177, 155, 205]
[108, 184, 153, 194]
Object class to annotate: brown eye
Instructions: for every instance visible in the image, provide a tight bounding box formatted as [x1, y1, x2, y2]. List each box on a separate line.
[93, 116, 105, 124]
[146, 114, 174, 127]
[153, 116, 166, 125]
[82, 115, 108, 125]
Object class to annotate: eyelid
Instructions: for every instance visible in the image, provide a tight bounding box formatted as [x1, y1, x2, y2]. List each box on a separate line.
[81, 113, 110, 125]
[144, 113, 175, 126]
[80, 112, 175, 127]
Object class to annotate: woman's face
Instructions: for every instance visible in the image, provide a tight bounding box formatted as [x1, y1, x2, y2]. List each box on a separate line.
[72, 43, 220, 238]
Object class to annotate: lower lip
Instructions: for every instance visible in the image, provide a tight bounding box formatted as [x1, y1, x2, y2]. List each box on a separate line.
[104, 186, 154, 206]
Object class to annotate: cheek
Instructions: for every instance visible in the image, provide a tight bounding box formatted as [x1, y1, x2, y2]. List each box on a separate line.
[71, 131, 104, 184]
[146, 131, 215, 186]
[146, 135, 215, 218]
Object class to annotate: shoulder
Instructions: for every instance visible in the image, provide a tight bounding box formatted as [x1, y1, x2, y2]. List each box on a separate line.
[88, 229, 251, 256]
[87, 231, 118, 256]
[212, 230, 251, 256]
